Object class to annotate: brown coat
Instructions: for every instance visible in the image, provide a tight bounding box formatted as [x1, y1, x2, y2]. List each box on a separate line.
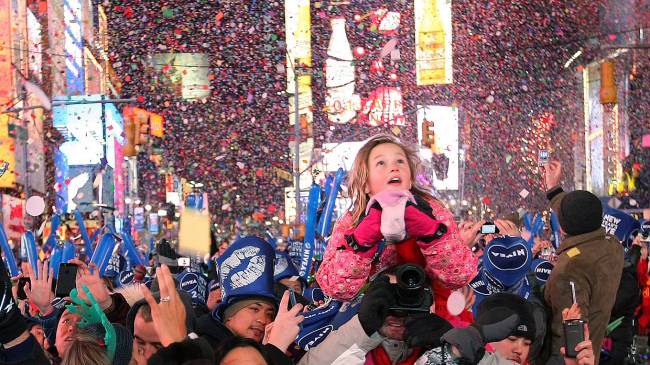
[544, 192, 624, 364]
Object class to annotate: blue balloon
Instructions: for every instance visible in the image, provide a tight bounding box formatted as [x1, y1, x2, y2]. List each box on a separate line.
[44, 214, 61, 252]
[299, 183, 321, 281]
[121, 230, 146, 267]
[0, 224, 19, 277]
[22, 231, 39, 277]
[50, 244, 63, 278]
[74, 210, 93, 259]
[318, 168, 345, 238]
[90, 233, 116, 276]
[316, 175, 334, 235]
[62, 240, 75, 263]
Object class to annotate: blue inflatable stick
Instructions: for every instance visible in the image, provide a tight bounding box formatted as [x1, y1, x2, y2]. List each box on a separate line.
[90, 233, 117, 276]
[318, 168, 345, 238]
[44, 214, 62, 252]
[74, 210, 93, 259]
[22, 231, 39, 277]
[121, 229, 146, 267]
[549, 212, 561, 249]
[299, 183, 321, 281]
[316, 175, 334, 235]
[62, 240, 75, 264]
[0, 224, 19, 277]
[50, 243, 63, 278]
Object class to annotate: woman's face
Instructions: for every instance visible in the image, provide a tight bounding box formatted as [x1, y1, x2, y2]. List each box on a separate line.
[221, 346, 268, 365]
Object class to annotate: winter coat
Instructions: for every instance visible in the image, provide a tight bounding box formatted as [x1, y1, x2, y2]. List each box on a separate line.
[543, 192, 624, 365]
[0, 334, 51, 365]
[316, 195, 477, 301]
[415, 346, 517, 365]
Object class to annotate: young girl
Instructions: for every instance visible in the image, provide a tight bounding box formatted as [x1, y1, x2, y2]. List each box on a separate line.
[316, 134, 478, 301]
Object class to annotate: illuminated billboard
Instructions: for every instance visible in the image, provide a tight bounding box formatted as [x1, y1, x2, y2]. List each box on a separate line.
[150, 54, 210, 100]
[27, 9, 42, 81]
[583, 66, 605, 195]
[414, 0, 453, 85]
[65, 0, 85, 95]
[0, 0, 13, 106]
[417, 105, 459, 190]
[0, 114, 16, 187]
[285, 0, 312, 94]
[53, 95, 104, 166]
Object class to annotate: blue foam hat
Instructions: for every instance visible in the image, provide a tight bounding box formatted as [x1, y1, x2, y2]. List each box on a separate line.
[273, 251, 300, 281]
[482, 236, 532, 287]
[602, 207, 641, 249]
[213, 236, 277, 320]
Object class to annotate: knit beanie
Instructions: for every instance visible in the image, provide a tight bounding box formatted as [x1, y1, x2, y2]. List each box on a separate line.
[556, 190, 603, 236]
[85, 323, 133, 365]
[477, 293, 536, 341]
[222, 297, 275, 322]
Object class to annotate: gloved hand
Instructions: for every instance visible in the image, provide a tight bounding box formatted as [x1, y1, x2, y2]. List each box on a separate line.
[404, 196, 449, 244]
[158, 239, 179, 260]
[358, 276, 396, 336]
[0, 254, 27, 345]
[405, 312, 453, 349]
[345, 203, 384, 257]
[367, 190, 415, 243]
[442, 307, 519, 364]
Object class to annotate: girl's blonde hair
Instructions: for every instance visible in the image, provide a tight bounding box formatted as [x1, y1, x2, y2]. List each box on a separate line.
[61, 329, 110, 365]
[347, 134, 434, 224]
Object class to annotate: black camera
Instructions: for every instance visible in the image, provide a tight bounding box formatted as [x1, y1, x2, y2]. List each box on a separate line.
[389, 264, 433, 314]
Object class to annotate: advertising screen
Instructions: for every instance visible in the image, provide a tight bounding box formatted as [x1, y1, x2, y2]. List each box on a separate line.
[417, 105, 459, 190]
[53, 95, 104, 166]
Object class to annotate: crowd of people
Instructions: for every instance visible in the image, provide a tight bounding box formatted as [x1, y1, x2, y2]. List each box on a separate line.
[1, 134, 648, 365]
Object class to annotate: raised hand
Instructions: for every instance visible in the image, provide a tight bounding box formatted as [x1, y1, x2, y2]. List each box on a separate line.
[68, 259, 112, 310]
[140, 265, 187, 347]
[494, 219, 520, 237]
[458, 220, 485, 248]
[24, 260, 54, 315]
[545, 161, 562, 190]
[265, 291, 304, 352]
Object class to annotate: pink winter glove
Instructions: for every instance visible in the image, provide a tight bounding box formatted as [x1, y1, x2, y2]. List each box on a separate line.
[345, 204, 384, 257]
[367, 190, 416, 243]
[404, 196, 448, 244]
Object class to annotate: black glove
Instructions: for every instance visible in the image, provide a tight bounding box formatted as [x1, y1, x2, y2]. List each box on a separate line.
[157, 239, 179, 260]
[405, 313, 453, 349]
[358, 276, 396, 336]
[0, 256, 27, 344]
[442, 307, 519, 364]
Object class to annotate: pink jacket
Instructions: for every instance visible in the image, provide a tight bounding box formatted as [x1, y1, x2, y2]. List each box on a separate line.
[316, 198, 478, 301]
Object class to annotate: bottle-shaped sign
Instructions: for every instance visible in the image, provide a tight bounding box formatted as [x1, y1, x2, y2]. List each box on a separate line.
[415, 0, 447, 85]
[325, 17, 359, 124]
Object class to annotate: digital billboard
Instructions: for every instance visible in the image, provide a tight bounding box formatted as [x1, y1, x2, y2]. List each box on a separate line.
[150, 54, 210, 100]
[417, 105, 459, 190]
[65, 0, 85, 95]
[53, 95, 104, 166]
[414, 0, 453, 85]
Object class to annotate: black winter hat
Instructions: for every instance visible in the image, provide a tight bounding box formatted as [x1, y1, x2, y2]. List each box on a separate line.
[477, 293, 536, 341]
[556, 190, 603, 236]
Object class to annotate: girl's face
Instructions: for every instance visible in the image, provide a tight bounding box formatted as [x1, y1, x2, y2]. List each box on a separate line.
[366, 143, 412, 196]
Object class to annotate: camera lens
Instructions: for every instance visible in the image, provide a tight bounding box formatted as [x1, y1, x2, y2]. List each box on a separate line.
[399, 267, 424, 289]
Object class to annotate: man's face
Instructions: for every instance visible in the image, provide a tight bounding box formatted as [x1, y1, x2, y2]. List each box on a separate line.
[132, 312, 162, 365]
[378, 315, 407, 340]
[490, 336, 531, 364]
[55, 310, 81, 356]
[221, 346, 267, 365]
[30, 325, 46, 349]
[224, 301, 276, 342]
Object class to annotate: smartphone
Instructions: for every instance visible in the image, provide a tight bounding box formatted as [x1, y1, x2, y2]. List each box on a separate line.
[563, 281, 585, 358]
[17, 277, 31, 300]
[288, 288, 297, 310]
[55, 263, 78, 298]
[481, 223, 499, 235]
[538, 150, 550, 167]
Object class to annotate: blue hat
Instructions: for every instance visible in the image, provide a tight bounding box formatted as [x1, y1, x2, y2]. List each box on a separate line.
[105, 252, 126, 279]
[273, 251, 300, 282]
[472, 275, 531, 313]
[303, 287, 325, 303]
[602, 207, 641, 249]
[296, 298, 362, 350]
[208, 279, 221, 292]
[482, 236, 532, 287]
[213, 236, 277, 319]
[531, 259, 553, 283]
[177, 270, 208, 306]
[118, 270, 135, 287]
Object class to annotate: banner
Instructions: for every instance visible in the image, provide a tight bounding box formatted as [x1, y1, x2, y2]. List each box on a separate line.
[0, 115, 16, 187]
[414, 0, 453, 85]
[0, 0, 13, 107]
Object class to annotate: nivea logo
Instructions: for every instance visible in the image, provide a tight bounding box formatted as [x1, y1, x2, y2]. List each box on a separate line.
[220, 246, 266, 290]
[483, 270, 505, 292]
[534, 261, 554, 282]
[297, 325, 333, 350]
[180, 272, 199, 292]
[487, 244, 529, 271]
[641, 221, 650, 232]
[119, 271, 134, 285]
[469, 276, 491, 296]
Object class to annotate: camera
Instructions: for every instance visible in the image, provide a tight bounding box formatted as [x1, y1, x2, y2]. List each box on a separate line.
[389, 264, 433, 314]
[481, 222, 499, 235]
